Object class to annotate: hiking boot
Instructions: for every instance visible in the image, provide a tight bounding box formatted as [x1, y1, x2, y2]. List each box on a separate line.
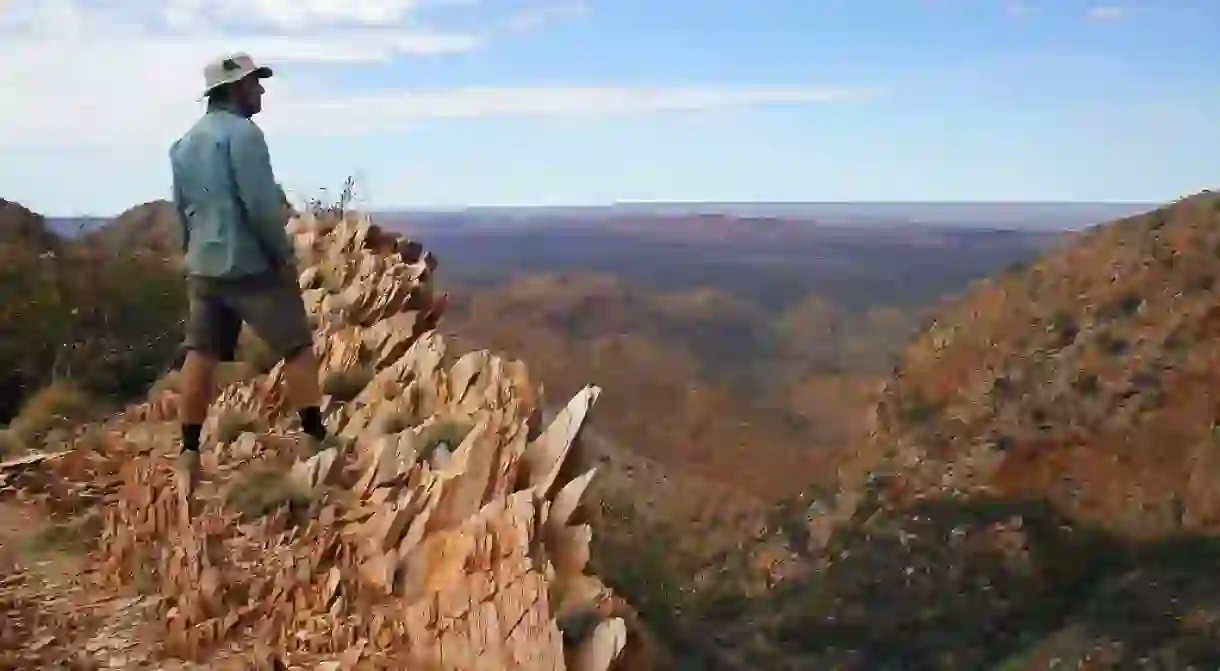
[174, 449, 202, 497]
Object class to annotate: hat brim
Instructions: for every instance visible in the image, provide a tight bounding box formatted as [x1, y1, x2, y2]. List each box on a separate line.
[198, 66, 274, 100]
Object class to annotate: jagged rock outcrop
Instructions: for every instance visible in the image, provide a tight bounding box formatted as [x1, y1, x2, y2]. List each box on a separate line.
[2, 211, 643, 669]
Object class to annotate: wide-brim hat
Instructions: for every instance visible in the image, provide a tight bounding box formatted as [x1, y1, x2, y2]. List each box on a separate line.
[198, 52, 273, 100]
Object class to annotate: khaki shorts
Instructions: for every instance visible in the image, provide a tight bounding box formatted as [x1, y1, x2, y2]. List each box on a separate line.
[184, 268, 313, 362]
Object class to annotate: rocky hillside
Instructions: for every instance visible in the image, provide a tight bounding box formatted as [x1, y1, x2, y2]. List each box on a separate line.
[0, 198, 60, 252]
[0, 201, 186, 424]
[636, 191, 1220, 669]
[849, 190, 1220, 536]
[82, 200, 183, 258]
[0, 212, 654, 669]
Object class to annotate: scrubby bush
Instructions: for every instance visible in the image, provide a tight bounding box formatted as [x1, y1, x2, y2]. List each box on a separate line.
[0, 240, 186, 423]
[9, 380, 97, 446]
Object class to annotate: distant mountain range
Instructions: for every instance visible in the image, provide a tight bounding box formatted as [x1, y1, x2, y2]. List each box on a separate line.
[373, 201, 1153, 231]
[43, 201, 1153, 238]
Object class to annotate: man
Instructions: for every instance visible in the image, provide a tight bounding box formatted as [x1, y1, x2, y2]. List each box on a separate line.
[169, 52, 331, 496]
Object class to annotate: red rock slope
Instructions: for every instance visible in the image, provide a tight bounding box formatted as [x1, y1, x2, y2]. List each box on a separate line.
[846, 190, 1220, 539]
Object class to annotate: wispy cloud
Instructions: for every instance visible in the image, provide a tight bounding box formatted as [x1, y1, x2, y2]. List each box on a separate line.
[496, 1, 588, 32]
[266, 85, 878, 128]
[1086, 5, 1125, 21]
[0, 0, 876, 151]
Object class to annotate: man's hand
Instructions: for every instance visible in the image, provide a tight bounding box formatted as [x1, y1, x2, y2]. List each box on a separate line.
[277, 182, 299, 221]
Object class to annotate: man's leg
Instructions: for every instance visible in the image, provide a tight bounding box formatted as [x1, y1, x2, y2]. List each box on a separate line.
[179, 349, 218, 449]
[178, 280, 241, 492]
[282, 344, 327, 442]
[232, 269, 330, 446]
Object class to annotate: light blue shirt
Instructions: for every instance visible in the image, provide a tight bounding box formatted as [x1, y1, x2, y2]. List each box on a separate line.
[169, 103, 294, 278]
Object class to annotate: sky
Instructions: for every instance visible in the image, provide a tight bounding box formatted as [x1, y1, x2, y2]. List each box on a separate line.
[0, 0, 1217, 215]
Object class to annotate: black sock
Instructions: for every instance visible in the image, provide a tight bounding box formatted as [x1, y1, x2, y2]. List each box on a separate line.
[182, 423, 203, 452]
[299, 406, 326, 440]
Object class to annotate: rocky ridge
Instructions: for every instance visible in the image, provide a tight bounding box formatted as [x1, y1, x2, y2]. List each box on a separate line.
[0, 211, 647, 669]
[751, 190, 1220, 668]
[850, 190, 1220, 536]
[623, 192, 1220, 670]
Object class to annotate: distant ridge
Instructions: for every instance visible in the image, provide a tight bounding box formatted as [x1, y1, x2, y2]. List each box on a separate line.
[375, 201, 1153, 231]
[44, 201, 1153, 236]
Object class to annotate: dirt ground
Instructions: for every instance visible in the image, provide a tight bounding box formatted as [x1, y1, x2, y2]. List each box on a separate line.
[0, 501, 172, 669]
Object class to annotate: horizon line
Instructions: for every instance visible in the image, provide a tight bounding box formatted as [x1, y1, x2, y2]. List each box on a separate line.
[371, 199, 1155, 210]
[40, 199, 1158, 219]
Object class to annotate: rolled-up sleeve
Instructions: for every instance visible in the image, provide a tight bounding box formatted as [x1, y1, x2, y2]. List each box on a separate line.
[227, 121, 294, 265]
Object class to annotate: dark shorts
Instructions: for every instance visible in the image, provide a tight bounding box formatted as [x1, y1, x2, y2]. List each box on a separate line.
[184, 268, 313, 362]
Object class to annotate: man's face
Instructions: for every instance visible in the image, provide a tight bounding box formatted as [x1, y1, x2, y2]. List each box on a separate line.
[237, 76, 266, 116]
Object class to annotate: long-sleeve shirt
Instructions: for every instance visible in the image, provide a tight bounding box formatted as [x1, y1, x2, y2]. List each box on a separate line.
[169, 103, 294, 278]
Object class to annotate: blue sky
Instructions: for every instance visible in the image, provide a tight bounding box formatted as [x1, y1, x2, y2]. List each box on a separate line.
[0, 0, 1217, 214]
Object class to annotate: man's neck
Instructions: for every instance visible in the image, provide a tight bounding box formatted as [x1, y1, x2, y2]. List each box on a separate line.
[207, 98, 251, 118]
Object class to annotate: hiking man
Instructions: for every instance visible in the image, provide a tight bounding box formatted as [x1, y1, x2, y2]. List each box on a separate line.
[169, 52, 330, 495]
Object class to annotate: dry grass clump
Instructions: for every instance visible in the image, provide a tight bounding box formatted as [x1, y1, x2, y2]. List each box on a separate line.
[217, 361, 259, 388]
[366, 400, 419, 437]
[237, 328, 280, 374]
[148, 370, 182, 397]
[225, 463, 308, 520]
[20, 511, 101, 557]
[322, 365, 374, 402]
[418, 414, 475, 462]
[9, 380, 96, 446]
[74, 425, 111, 452]
[0, 428, 25, 458]
[150, 361, 260, 400]
[213, 408, 263, 445]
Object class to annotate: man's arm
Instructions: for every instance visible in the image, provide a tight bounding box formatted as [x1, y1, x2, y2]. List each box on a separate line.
[169, 150, 191, 255]
[171, 177, 191, 255]
[227, 121, 295, 267]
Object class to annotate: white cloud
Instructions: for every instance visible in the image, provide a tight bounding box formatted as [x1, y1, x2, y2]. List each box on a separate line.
[0, 0, 875, 153]
[1086, 5, 1125, 20]
[496, 1, 588, 32]
[164, 0, 422, 31]
[267, 86, 877, 129]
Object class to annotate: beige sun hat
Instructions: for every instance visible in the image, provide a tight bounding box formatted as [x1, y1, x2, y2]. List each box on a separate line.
[198, 52, 273, 100]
